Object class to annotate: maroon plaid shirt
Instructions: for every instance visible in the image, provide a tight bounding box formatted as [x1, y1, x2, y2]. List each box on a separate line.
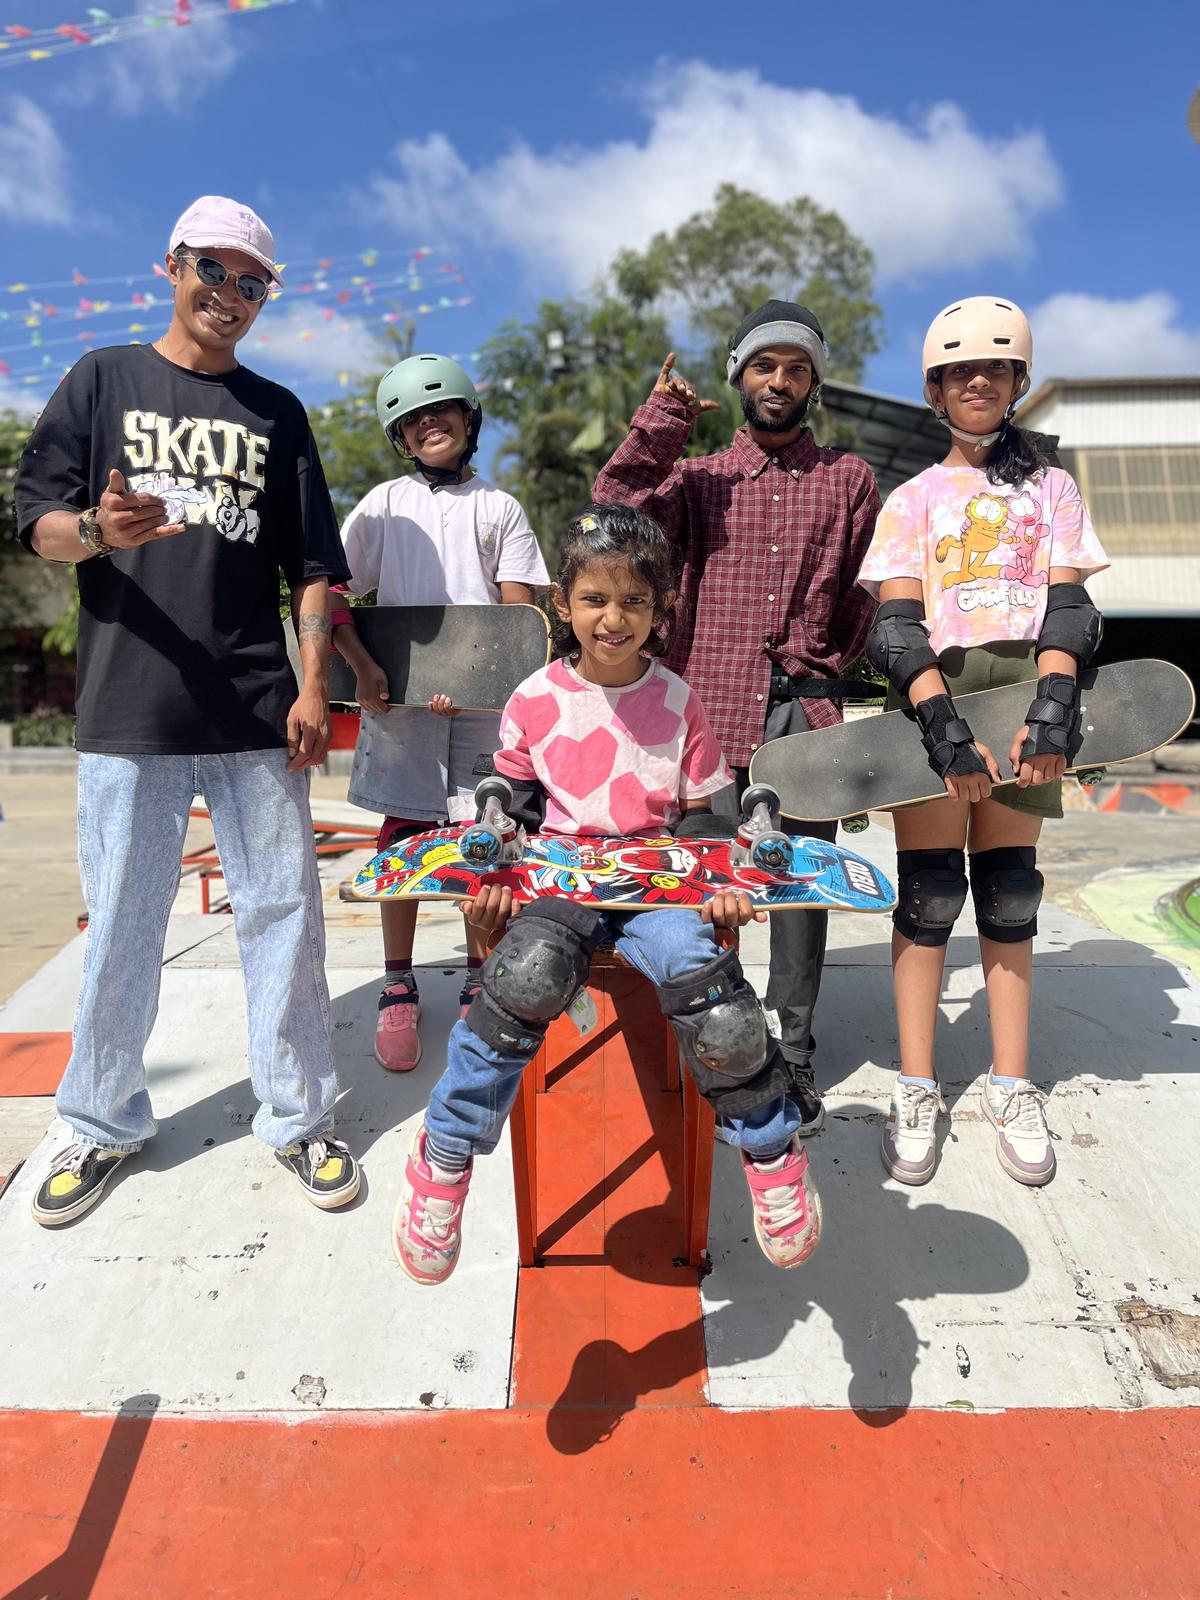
[593, 393, 881, 767]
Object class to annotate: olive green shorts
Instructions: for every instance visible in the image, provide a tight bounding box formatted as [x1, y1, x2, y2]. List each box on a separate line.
[885, 640, 1063, 819]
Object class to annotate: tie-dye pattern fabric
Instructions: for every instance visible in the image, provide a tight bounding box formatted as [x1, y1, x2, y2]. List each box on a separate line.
[858, 463, 1108, 655]
[494, 657, 731, 837]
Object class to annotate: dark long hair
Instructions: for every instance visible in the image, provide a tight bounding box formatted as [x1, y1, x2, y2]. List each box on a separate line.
[554, 503, 676, 659]
[930, 361, 1047, 489]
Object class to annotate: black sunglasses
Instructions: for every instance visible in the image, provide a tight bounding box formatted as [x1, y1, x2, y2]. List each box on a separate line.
[177, 250, 272, 305]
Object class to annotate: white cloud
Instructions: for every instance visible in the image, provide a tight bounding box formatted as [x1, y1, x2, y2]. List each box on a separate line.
[1031, 292, 1200, 379]
[368, 61, 1063, 289]
[75, 0, 242, 113]
[0, 373, 43, 419]
[0, 98, 72, 226]
[246, 300, 387, 390]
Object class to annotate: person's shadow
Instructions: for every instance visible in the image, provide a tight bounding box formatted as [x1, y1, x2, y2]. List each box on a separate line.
[3, 1393, 159, 1600]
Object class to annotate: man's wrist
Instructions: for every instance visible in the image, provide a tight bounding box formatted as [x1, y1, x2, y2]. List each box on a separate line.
[78, 507, 115, 558]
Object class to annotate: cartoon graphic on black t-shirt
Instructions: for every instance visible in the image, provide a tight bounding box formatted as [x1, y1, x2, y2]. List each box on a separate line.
[124, 410, 267, 546]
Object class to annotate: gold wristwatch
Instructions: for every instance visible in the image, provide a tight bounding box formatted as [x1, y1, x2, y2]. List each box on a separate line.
[78, 507, 115, 558]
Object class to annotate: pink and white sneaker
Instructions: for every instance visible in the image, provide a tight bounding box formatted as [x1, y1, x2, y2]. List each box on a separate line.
[375, 973, 422, 1072]
[742, 1137, 823, 1268]
[392, 1126, 472, 1285]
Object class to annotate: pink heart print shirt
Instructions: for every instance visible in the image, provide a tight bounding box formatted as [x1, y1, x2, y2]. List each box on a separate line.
[494, 657, 732, 837]
[858, 463, 1108, 654]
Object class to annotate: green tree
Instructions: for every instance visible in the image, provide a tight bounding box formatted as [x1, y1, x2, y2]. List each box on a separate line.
[307, 325, 414, 524]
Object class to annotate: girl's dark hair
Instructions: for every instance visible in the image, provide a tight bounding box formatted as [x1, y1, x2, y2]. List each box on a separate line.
[930, 361, 1047, 489]
[554, 502, 676, 658]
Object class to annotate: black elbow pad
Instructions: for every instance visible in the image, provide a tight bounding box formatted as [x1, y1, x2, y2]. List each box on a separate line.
[1036, 583, 1102, 667]
[865, 599, 939, 695]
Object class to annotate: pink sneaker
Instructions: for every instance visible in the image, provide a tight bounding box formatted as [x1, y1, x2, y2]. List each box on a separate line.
[375, 973, 421, 1071]
[742, 1137, 823, 1268]
[392, 1126, 472, 1285]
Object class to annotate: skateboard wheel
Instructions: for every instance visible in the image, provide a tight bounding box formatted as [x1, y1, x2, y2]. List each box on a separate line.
[740, 783, 780, 821]
[842, 814, 870, 834]
[459, 825, 503, 866]
[474, 776, 513, 808]
[750, 833, 792, 874]
[1076, 768, 1107, 789]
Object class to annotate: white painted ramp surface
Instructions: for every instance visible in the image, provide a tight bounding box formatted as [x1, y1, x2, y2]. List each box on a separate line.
[706, 822, 1200, 1412]
[0, 944, 518, 1414]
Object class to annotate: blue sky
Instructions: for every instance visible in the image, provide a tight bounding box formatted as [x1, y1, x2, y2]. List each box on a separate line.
[2, 0, 1198, 445]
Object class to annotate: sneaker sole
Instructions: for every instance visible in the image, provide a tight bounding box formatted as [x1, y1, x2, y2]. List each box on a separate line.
[30, 1162, 127, 1227]
[880, 1140, 937, 1186]
[390, 1194, 459, 1286]
[299, 1167, 362, 1210]
[795, 1102, 826, 1137]
[981, 1097, 1056, 1187]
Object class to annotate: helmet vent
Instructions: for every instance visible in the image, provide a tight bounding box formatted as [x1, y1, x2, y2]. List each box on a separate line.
[993, 337, 1012, 346]
[944, 340, 961, 350]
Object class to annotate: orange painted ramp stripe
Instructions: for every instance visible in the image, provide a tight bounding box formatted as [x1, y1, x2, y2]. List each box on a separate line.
[512, 966, 707, 1410]
[0, 1031, 70, 1096]
[1, 1407, 1198, 1598]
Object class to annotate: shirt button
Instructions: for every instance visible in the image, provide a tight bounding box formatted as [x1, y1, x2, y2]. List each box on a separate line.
[768, 594, 776, 602]
[771, 544, 779, 553]
[791, 469, 799, 478]
[772, 455, 779, 464]
[772, 494, 780, 502]
[751, 743, 758, 751]
[756, 693, 764, 702]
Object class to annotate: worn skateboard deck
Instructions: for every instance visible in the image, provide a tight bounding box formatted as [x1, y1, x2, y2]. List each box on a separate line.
[749, 659, 1195, 821]
[329, 603, 551, 711]
[347, 827, 896, 914]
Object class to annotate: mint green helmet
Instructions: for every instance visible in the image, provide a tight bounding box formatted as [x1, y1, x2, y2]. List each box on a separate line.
[376, 353, 481, 438]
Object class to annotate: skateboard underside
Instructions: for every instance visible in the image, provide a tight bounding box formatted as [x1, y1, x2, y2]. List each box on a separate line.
[348, 828, 897, 914]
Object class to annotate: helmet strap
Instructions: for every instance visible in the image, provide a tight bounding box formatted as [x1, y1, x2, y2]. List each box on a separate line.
[944, 420, 1001, 454]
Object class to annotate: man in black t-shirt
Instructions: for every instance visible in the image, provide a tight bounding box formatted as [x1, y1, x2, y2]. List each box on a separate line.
[16, 196, 360, 1226]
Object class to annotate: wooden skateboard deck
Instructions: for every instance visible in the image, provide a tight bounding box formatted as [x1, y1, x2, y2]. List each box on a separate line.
[347, 827, 896, 914]
[329, 603, 551, 712]
[749, 659, 1195, 821]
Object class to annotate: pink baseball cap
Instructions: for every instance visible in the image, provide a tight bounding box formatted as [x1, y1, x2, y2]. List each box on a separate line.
[168, 196, 283, 284]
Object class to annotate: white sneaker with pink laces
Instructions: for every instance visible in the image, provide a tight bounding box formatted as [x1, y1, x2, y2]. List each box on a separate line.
[392, 1126, 472, 1285]
[741, 1137, 822, 1268]
[375, 972, 422, 1072]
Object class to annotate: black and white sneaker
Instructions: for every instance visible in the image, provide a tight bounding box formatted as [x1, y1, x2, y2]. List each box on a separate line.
[275, 1135, 361, 1210]
[786, 1061, 826, 1136]
[31, 1143, 132, 1227]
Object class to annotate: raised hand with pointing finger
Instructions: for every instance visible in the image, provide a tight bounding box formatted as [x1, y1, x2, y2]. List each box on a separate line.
[652, 351, 721, 415]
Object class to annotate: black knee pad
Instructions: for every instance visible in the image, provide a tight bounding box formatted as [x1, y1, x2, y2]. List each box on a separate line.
[466, 899, 602, 1058]
[970, 847, 1043, 943]
[892, 849, 968, 947]
[656, 945, 793, 1117]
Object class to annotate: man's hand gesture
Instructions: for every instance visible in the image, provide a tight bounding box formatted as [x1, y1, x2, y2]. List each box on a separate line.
[652, 352, 720, 415]
[97, 469, 186, 548]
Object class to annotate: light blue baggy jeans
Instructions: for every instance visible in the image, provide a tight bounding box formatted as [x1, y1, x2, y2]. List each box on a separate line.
[59, 750, 338, 1153]
[424, 908, 801, 1163]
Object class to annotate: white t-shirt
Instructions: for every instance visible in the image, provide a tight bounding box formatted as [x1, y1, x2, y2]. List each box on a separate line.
[340, 473, 549, 603]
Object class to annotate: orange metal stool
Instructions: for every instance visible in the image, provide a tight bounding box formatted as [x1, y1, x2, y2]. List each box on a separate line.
[509, 935, 732, 1272]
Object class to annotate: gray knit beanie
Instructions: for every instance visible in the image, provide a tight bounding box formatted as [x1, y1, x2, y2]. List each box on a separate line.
[726, 299, 827, 386]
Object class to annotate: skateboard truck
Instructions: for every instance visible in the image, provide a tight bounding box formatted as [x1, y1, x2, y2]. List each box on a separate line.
[732, 784, 793, 874]
[459, 777, 525, 867]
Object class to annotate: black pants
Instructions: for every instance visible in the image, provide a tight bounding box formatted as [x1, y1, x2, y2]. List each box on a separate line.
[713, 765, 836, 1070]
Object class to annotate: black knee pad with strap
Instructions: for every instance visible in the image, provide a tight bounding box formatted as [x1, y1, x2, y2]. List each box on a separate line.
[970, 846, 1043, 943]
[655, 944, 793, 1118]
[892, 848, 968, 947]
[466, 899, 602, 1059]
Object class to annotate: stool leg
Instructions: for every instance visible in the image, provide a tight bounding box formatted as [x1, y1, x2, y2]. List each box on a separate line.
[510, 1057, 540, 1267]
[682, 1071, 716, 1271]
[664, 1029, 681, 1093]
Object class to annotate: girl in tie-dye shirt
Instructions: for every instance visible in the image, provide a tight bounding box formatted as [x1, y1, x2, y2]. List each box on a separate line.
[857, 296, 1108, 1195]
[391, 504, 824, 1287]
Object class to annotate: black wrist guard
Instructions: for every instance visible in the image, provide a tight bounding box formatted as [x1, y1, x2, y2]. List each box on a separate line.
[1020, 673, 1082, 763]
[915, 695, 988, 781]
[1036, 583, 1102, 667]
[865, 599, 939, 696]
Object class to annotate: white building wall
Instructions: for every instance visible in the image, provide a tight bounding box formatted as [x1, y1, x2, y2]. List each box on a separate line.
[1021, 384, 1200, 447]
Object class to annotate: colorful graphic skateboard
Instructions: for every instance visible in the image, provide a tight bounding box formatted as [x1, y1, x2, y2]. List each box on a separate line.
[329, 603, 551, 712]
[749, 659, 1195, 821]
[347, 827, 896, 915]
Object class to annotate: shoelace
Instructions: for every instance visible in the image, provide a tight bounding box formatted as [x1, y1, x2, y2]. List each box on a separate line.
[899, 1081, 945, 1133]
[48, 1142, 94, 1177]
[997, 1082, 1049, 1134]
[303, 1136, 348, 1175]
[753, 1167, 809, 1237]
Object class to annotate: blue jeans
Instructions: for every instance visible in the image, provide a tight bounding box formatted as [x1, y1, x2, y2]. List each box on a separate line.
[59, 750, 338, 1153]
[424, 907, 798, 1163]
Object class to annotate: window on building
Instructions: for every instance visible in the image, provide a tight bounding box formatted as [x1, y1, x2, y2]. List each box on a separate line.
[1060, 448, 1200, 554]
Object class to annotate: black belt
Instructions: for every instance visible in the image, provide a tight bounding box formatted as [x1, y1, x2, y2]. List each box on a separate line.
[768, 669, 884, 703]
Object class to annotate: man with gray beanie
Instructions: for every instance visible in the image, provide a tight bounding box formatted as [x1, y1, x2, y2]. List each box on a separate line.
[16, 196, 360, 1224]
[594, 300, 880, 1129]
